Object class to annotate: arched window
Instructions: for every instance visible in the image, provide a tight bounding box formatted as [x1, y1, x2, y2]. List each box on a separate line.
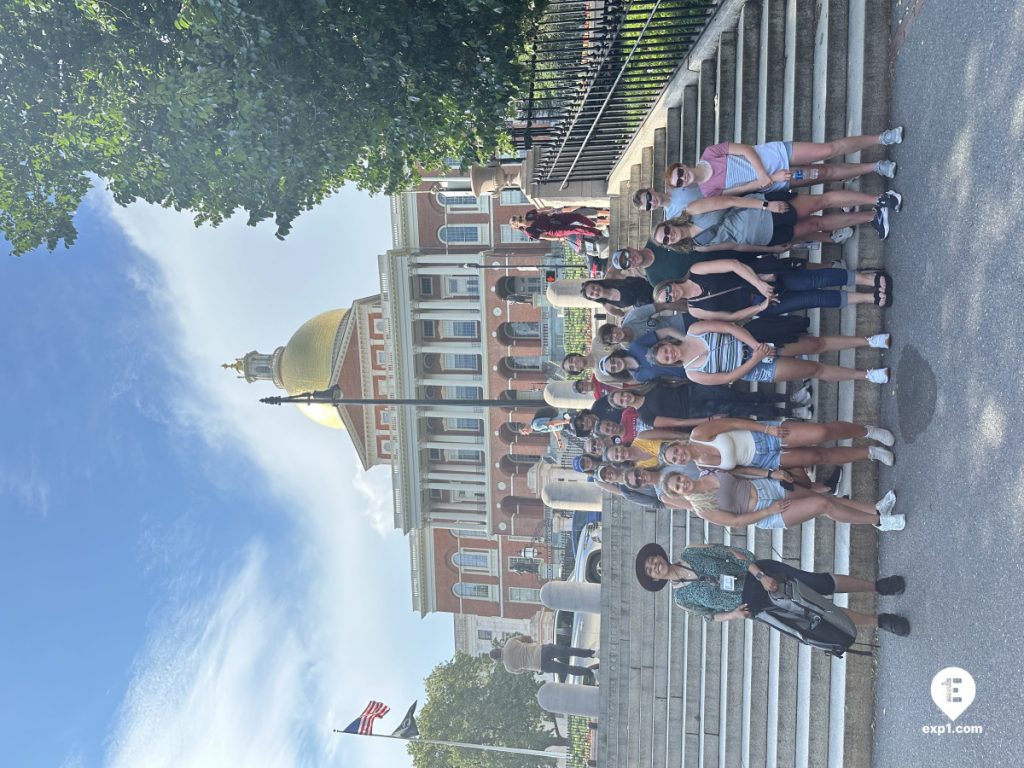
[453, 550, 493, 573]
[438, 225, 486, 245]
[436, 191, 478, 209]
[503, 322, 541, 339]
[453, 582, 498, 600]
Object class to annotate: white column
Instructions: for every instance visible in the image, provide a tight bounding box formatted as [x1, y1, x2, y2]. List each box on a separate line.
[415, 344, 484, 355]
[418, 375, 484, 387]
[427, 470, 487, 481]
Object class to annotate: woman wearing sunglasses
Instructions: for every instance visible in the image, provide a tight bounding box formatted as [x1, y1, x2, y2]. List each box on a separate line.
[653, 257, 892, 315]
[663, 128, 902, 198]
[654, 468, 903, 531]
[653, 186, 902, 252]
[656, 415, 896, 473]
[644, 322, 892, 385]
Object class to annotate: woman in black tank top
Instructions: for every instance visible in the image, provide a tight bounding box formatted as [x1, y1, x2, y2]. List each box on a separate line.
[653, 258, 888, 321]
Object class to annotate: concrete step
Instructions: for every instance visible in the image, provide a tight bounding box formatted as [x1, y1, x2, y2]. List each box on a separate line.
[598, 2, 891, 767]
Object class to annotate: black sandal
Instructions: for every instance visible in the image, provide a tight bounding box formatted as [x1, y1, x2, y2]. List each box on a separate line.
[868, 270, 892, 307]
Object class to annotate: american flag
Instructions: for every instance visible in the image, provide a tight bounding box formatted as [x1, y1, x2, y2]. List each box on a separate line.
[342, 700, 390, 735]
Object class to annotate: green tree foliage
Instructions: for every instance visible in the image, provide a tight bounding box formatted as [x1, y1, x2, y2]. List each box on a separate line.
[409, 651, 556, 768]
[0, 0, 539, 255]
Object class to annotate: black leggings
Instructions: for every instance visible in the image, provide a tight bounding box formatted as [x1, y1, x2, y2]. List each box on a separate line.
[541, 644, 595, 677]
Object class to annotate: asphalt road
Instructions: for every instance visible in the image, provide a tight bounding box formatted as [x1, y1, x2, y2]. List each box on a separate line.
[873, 1, 1024, 765]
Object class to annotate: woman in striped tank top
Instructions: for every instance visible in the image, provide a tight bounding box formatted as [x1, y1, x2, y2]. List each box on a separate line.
[644, 322, 891, 386]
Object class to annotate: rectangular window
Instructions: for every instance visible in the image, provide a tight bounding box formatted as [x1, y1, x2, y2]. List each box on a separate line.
[446, 276, 481, 296]
[445, 417, 483, 431]
[419, 277, 434, 295]
[442, 320, 479, 338]
[499, 188, 530, 206]
[477, 629, 493, 641]
[421, 321, 436, 338]
[428, 448, 442, 461]
[509, 556, 542, 572]
[442, 353, 480, 371]
[380, 410, 391, 425]
[375, 349, 388, 366]
[507, 355, 543, 370]
[509, 587, 542, 604]
[449, 449, 484, 462]
[500, 224, 532, 243]
[444, 386, 483, 400]
[429, 488, 444, 499]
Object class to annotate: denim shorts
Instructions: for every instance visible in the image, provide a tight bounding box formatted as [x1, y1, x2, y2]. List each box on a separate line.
[750, 478, 787, 528]
[740, 356, 778, 383]
[747, 430, 783, 468]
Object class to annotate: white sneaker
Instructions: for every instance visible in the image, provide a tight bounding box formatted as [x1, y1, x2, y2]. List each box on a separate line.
[866, 333, 891, 349]
[875, 490, 897, 516]
[830, 257, 849, 270]
[791, 406, 813, 419]
[790, 384, 813, 405]
[869, 446, 895, 466]
[831, 227, 854, 244]
[879, 126, 904, 146]
[865, 426, 895, 446]
[866, 367, 890, 384]
[875, 159, 897, 178]
[876, 513, 906, 531]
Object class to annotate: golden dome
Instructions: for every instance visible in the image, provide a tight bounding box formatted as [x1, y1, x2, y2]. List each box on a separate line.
[278, 308, 349, 430]
[279, 309, 348, 395]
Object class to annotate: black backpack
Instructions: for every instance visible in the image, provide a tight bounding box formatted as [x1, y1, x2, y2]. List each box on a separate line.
[753, 576, 859, 657]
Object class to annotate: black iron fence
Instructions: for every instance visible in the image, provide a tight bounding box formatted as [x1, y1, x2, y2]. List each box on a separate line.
[515, 0, 718, 187]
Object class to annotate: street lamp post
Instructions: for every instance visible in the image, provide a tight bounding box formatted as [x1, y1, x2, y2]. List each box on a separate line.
[260, 385, 547, 409]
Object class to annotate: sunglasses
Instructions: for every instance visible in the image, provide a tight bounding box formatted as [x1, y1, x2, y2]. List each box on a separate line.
[615, 250, 632, 269]
[643, 190, 653, 211]
[656, 223, 672, 244]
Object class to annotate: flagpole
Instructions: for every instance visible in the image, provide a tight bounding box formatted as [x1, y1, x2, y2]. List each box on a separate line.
[332, 730, 564, 760]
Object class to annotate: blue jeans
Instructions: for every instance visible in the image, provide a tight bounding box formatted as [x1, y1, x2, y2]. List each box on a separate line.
[759, 268, 853, 315]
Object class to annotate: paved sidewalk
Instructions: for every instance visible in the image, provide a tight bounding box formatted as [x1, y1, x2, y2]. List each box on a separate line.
[874, 0, 1024, 764]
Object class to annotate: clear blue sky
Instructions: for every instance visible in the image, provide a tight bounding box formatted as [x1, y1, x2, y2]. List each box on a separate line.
[0, 188, 452, 768]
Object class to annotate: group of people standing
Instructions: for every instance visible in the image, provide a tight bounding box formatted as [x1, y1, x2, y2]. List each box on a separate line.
[536, 127, 910, 638]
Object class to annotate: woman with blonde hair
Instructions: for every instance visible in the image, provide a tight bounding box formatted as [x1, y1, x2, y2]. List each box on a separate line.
[653, 468, 903, 531]
[657, 417, 896, 472]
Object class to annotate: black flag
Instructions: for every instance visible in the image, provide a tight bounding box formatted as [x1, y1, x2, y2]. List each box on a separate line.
[391, 700, 419, 738]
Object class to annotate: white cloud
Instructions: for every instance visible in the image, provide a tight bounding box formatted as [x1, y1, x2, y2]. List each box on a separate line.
[97, 189, 453, 768]
[108, 544, 310, 768]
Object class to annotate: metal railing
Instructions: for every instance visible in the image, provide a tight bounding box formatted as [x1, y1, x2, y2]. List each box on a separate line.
[515, 0, 718, 187]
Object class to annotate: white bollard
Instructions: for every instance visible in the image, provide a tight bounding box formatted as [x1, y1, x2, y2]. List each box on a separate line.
[541, 580, 601, 614]
[544, 380, 594, 409]
[538, 682, 600, 717]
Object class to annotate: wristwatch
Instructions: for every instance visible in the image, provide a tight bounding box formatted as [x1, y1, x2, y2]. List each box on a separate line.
[754, 571, 764, 581]
[762, 200, 769, 209]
